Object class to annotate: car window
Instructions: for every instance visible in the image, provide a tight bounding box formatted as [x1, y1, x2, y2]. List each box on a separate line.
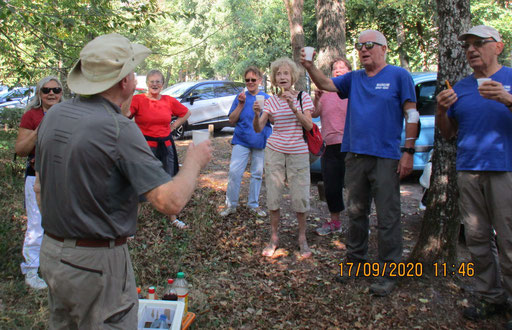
[191, 83, 215, 100]
[416, 81, 437, 116]
[162, 82, 196, 98]
[214, 83, 238, 97]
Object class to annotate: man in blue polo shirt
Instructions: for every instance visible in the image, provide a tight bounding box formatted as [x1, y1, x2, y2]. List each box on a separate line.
[301, 29, 418, 296]
[436, 25, 512, 325]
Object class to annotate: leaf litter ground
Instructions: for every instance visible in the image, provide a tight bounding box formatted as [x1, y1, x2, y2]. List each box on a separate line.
[130, 133, 507, 329]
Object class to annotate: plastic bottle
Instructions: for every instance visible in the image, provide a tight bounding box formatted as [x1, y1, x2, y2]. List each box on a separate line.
[147, 286, 157, 300]
[172, 272, 189, 315]
[137, 287, 144, 299]
[162, 279, 178, 301]
[150, 314, 169, 329]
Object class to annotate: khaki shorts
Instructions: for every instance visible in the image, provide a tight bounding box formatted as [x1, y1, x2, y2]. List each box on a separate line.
[265, 148, 310, 213]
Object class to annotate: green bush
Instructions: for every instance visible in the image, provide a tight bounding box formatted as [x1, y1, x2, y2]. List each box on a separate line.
[0, 107, 24, 128]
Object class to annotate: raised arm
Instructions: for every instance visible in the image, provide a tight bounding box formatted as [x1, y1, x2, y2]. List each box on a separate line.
[228, 92, 246, 125]
[145, 140, 212, 215]
[252, 99, 269, 133]
[300, 48, 338, 92]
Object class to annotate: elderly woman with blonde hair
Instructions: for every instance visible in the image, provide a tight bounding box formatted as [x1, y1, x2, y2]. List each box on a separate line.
[15, 76, 63, 289]
[253, 57, 314, 258]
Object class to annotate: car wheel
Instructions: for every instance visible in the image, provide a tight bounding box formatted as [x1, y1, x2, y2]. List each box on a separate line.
[171, 120, 186, 140]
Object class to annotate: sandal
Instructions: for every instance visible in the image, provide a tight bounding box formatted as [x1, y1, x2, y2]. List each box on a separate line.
[172, 219, 189, 229]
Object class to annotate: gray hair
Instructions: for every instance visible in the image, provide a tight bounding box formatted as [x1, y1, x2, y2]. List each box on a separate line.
[270, 58, 300, 88]
[359, 30, 387, 46]
[26, 76, 63, 111]
[146, 69, 165, 84]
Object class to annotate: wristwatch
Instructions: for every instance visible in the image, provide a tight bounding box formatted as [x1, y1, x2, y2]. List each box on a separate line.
[403, 147, 415, 155]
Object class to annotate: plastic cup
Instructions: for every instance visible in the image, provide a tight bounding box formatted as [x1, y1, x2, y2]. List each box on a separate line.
[477, 78, 491, 86]
[192, 130, 209, 145]
[304, 47, 315, 61]
[255, 95, 265, 108]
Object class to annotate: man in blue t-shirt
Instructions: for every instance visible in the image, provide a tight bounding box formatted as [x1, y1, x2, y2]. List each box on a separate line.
[301, 29, 418, 296]
[219, 66, 272, 217]
[437, 25, 512, 324]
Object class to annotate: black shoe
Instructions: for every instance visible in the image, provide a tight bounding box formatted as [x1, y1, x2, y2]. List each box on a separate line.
[463, 300, 507, 320]
[369, 277, 396, 297]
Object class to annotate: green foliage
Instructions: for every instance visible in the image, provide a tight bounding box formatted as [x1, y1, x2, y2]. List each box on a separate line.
[346, 0, 439, 71]
[0, 0, 163, 88]
[471, 0, 512, 65]
[0, 107, 24, 128]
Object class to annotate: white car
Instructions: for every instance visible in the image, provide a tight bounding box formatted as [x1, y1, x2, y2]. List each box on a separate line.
[161, 80, 245, 139]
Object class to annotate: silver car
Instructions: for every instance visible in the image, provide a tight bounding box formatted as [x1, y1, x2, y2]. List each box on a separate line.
[161, 80, 245, 139]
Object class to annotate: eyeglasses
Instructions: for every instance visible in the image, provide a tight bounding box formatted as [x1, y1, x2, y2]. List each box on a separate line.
[41, 87, 62, 94]
[355, 41, 384, 51]
[461, 39, 496, 50]
[245, 78, 257, 83]
[148, 80, 162, 85]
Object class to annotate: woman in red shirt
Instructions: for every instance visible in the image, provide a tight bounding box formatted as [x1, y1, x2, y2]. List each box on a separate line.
[15, 76, 63, 289]
[129, 70, 191, 229]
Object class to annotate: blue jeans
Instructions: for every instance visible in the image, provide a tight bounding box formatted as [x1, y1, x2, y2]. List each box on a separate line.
[226, 144, 264, 209]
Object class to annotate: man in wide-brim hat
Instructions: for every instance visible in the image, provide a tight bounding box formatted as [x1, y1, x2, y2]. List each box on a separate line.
[34, 33, 212, 328]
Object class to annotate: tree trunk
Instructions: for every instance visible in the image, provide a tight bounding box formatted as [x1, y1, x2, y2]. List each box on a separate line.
[396, 21, 410, 71]
[315, 0, 346, 76]
[283, 0, 306, 91]
[408, 0, 471, 270]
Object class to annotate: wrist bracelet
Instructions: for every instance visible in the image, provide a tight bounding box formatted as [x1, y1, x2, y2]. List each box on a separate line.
[405, 137, 416, 141]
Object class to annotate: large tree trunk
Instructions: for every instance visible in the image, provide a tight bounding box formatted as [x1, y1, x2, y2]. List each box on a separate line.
[396, 21, 410, 71]
[315, 0, 346, 76]
[409, 0, 471, 269]
[283, 0, 306, 91]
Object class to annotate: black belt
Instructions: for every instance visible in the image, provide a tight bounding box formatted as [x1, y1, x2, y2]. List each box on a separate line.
[46, 233, 127, 248]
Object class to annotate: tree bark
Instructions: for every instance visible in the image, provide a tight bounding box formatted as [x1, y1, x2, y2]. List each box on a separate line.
[315, 0, 346, 75]
[396, 21, 410, 71]
[283, 0, 306, 91]
[409, 0, 471, 270]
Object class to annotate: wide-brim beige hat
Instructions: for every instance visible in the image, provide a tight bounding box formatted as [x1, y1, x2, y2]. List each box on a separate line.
[68, 33, 151, 95]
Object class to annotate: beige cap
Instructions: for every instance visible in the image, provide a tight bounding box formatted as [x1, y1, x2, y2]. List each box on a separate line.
[458, 25, 502, 42]
[67, 33, 151, 95]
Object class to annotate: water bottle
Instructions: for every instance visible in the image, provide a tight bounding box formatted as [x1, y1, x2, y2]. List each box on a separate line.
[147, 286, 157, 300]
[172, 272, 189, 315]
[150, 314, 169, 329]
[162, 279, 178, 301]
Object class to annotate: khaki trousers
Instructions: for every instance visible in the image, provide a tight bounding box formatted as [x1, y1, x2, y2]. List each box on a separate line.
[458, 171, 512, 304]
[40, 234, 138, 329]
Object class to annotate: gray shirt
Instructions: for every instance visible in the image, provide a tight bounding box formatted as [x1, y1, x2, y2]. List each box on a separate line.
[35, 95, 171, 239]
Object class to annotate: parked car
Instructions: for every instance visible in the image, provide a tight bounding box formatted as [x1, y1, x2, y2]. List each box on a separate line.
[161, 80, 245, 139]
[311, 72, 437, 174]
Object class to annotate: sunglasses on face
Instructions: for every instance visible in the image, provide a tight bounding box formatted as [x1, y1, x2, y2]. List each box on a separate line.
[245, 78, 258, 83]
[355, 41, 384, 51]
[41, 87, 62, 94]
[461, 39, 495, 50]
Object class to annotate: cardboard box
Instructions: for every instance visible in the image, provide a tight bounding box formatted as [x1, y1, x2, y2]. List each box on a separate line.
[137, 299, 185, 330]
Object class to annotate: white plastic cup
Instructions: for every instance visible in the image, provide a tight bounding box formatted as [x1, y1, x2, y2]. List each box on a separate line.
[255, 95, 265, 108]
[192, 130, 210, 145]
[304, 47, 315, 61]
[477, 78, 491, 86]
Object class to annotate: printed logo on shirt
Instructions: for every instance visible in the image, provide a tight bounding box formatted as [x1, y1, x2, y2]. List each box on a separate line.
[504, 85, 511, 92]
[375, 83, 390, 90]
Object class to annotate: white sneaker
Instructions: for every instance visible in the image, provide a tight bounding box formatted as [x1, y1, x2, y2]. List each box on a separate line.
[25, 270, 47, 290]
[219, 207, 237, 217]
